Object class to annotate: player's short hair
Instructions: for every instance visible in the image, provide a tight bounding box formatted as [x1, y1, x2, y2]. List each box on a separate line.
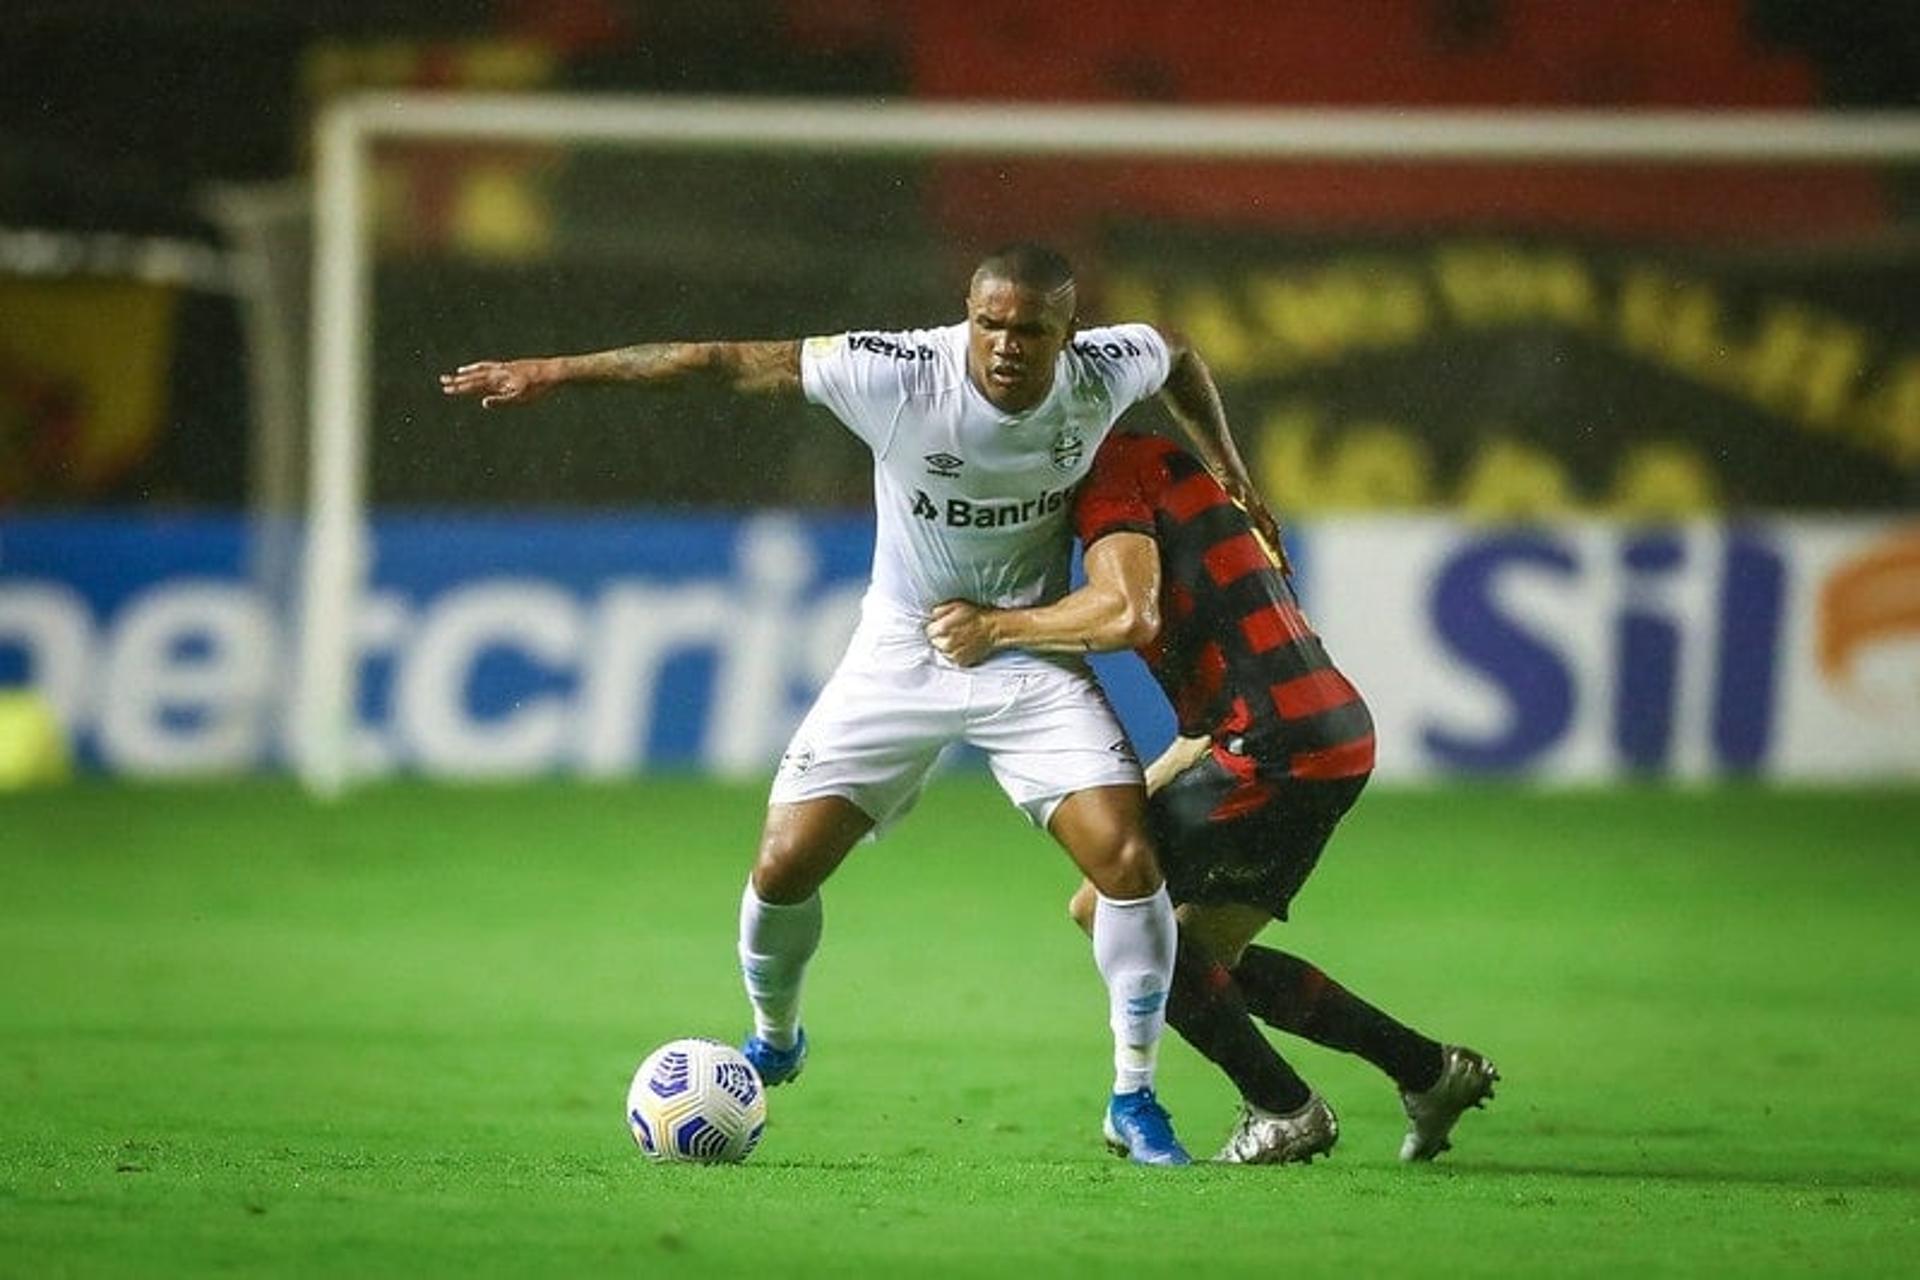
[971, 243, 1076, 301]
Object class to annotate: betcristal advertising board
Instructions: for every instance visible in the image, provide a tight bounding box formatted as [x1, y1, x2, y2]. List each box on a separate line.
[2, 513, 1915, 781]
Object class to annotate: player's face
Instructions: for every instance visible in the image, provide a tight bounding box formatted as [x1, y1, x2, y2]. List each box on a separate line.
[965, 275, 1075, 413]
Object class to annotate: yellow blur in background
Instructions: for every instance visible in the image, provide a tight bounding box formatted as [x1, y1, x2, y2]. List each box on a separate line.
[0, 690, 72, 790]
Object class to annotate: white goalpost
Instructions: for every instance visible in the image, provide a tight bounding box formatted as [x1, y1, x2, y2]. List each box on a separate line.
[296, 93, 1920, 795]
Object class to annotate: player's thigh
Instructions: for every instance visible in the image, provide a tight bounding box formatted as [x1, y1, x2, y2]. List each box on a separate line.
[967, 662, 1143, 830]
[770, 659, 955, 837]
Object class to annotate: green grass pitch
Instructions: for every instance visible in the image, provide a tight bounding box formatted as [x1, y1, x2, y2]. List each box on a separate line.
[2, 778, 1917, 1276]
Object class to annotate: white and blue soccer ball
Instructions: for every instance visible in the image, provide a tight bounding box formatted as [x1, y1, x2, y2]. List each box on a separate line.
[626, 1038, 767, 1164]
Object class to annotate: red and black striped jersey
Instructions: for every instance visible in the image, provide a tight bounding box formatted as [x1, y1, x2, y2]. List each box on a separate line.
[1073, 430, 1375, 780]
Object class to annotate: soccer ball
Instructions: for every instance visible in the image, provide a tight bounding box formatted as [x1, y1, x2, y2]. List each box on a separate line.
[626, 1038, 767, 1163]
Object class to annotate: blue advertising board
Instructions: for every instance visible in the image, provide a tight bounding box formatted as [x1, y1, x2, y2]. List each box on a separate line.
[4, 513, 1914, 781]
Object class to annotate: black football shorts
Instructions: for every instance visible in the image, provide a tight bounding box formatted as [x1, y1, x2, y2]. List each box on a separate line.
[1147, 737, 1369, 919]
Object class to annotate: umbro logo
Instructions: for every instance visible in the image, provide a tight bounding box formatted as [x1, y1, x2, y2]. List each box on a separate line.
[924, 452, 964, 478]
[1107, 737, 1139, 765]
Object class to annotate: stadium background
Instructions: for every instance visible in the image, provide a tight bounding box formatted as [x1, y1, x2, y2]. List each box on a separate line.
[2, 3, 1917, 1276]
[4, 0, 1918, 785]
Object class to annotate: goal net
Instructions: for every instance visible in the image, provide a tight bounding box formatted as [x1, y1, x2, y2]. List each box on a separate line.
[289, 94, 1920, 792]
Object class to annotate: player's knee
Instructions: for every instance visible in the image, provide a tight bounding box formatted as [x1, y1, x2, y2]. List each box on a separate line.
[750, 799, 870, 903]
[1090, 832, 1163, 901]
[1178, 902, 1265, 968]
[750, 829, 831, 904]
[1066, 883, 1098, 934]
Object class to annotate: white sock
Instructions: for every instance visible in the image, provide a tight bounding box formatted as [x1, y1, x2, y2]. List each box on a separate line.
[1092, 885, 1176, 1095]
[737, 882, 823, 1050]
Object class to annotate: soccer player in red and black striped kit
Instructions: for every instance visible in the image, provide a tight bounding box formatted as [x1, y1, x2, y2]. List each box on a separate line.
[928, 427, 1498, 1164]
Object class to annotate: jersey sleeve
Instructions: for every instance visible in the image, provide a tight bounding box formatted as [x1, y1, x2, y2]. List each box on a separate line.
[1074, 433, 1162, 548]
[800, 331, 922, 453]
[1076, 322, 1172, 409]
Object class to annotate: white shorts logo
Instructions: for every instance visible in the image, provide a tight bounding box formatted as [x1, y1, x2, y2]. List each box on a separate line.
[778, 743, 816, 778]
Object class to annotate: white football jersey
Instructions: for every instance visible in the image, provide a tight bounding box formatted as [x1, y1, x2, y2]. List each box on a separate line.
[802, 320, 1170, 635]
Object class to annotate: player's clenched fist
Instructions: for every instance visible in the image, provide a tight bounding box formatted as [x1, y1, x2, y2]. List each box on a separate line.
[438, 359, 557, 408]
[926, 600, 997, 667]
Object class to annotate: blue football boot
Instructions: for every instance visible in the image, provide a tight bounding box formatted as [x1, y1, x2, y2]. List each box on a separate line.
[1103, 1088, 1193, 1166]
[741, 1028, 808, 1087]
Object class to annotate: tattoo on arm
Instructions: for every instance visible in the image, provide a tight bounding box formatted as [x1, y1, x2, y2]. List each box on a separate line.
[563, 340, 802, 397]
[601, 344, 699, 380]
[719, 340, 804, 396]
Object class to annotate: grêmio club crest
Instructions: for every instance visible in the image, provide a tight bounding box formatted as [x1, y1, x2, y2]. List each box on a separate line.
[1050, 429, 1085, 472]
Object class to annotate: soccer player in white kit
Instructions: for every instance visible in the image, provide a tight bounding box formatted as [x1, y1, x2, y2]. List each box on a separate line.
[440, 245, 1276, 1166]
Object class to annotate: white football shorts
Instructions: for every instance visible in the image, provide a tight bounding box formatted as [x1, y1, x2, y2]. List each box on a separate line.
[769, 604, 1143, 835]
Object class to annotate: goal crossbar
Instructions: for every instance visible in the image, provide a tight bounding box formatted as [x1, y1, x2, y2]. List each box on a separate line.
[334, 93, 1920, 161]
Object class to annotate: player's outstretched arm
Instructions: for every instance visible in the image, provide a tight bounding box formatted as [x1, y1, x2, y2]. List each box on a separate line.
[1154, 330, 1290, 573]
[926, 532, 1161, 666]
[438, 339, 802, 408]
